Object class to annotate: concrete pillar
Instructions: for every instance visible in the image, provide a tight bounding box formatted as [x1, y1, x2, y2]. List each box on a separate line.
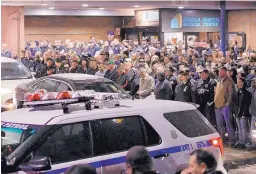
[220, 1, 226, 56]
[1, 6, 24, 57]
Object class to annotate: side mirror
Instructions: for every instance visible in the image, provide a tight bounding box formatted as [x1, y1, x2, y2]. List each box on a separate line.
[1, 131, 6, 137]
[19, 156, 51, 171]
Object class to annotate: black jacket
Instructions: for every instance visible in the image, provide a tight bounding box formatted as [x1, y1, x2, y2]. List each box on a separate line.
[77, 66, 87, 74]
[104, 68, 118, 83]
[234, 88, 252, 118]
[87, 68, 98, 75]
[175, 79, 196, 103]
[196, 78, 216, 105]
[154, 80, 172, 100]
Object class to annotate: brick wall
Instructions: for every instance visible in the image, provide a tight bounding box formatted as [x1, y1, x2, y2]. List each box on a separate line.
[228, 10, 256, 49]
[24, 16, 135, 43]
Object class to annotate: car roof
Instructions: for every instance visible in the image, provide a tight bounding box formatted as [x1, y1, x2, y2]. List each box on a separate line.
[1, 57, 17, 63]
[49, 73, 104, 81]
[1, 100, 196, 125]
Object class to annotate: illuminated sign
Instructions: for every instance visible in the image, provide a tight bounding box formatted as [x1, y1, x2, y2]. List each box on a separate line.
[171, 13, 220, 29]
[162, 10, 221, 32]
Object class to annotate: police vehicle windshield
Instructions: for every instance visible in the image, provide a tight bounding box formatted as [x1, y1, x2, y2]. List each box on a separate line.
[1, 121, 39, 156]
[1, 62, 32, 80]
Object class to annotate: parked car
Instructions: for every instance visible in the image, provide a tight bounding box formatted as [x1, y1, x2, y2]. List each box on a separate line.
[1, 57, 35, 111]
[14, 73, 130, 108]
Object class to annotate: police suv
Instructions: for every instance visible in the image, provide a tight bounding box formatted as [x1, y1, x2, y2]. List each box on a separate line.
[1, 91, 227, 174]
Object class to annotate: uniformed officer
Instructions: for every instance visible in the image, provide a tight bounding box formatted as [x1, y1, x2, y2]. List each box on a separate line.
[175, 68, 197, 103]
[196, 68, 217, 127]
[165, 66, 177, 100]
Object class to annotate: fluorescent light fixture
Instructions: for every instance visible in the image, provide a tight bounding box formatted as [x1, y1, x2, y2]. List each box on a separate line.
[82, 4, 88, 7]
[134, 5, 140, 8]
[178, 6, 184, 9]
[99, 7, 104, 10]
[49, 7, 54, 10]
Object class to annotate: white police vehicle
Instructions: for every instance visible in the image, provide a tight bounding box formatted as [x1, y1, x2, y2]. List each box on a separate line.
[1, 91, 227, 174]
[1, 57, 35, 111]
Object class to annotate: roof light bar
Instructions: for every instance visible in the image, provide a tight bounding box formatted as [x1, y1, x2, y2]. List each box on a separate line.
[21, 90, 120, 113]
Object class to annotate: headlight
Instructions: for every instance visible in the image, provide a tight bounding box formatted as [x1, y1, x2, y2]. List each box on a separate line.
[1, 88, 13, 94]
[4, 98, 14, 110]
[252, 130, 256, 139]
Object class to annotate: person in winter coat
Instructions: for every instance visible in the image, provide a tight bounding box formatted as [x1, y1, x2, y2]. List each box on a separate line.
[69, 60, 81, 73]
[104, 59, 118, 83]
[137, 67, 155, 99]
[175, 69, 196, 102]
[41, 58, 56, 76]
[117, 65, 129, 89]
[249, 78, 256, 150]
[165, 66, 177, 100]
[77, 58, 88, 74]
[87, 58, 98, 75]
[196, 69, 217, 127]
[126, 146, 159, 174]
[33, 52, 44, 74]
[181, 149, 223, 174]
[21, 51, 34, 72]
[154, 72, 172, 100]
[234, 77, 252, 149]
[1, 43, 12, 58]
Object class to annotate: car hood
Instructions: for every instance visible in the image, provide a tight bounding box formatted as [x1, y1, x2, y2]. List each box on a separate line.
[1, 79, 34, 93]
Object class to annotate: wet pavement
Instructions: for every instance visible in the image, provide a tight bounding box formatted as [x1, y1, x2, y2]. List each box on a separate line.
[228, 164, 256, 174]
[223, 145, 256, 172]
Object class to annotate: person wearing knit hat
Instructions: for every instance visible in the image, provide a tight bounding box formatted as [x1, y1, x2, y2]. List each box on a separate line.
[126, 146, 158, 174]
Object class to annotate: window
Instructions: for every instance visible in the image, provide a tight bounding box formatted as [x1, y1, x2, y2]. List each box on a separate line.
[34, 122, 93, 164]
[56, 82, 72, 92]
[142, 118, 161, 146]
[163, 110, 214, 138]
[1, 62, 32, 80]
[90, 116, 161, 155]
[31, 80, 44, 90]
[40, 79, 57, 92]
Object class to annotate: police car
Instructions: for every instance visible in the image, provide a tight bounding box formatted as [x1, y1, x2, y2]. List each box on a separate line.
[1, 91, 227, 174]
[1, 57, 35, 111]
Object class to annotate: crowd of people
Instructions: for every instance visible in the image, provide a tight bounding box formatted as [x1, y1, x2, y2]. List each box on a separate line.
[1, 31, 256, 150]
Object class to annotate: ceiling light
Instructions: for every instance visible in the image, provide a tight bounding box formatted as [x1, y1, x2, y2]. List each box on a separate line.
[49, 7, 54, 10]
[178, 6, 184, 9]
[134, 5, 140, 8]
[82, 4, 88, 7]
[99, 8, 104, 10]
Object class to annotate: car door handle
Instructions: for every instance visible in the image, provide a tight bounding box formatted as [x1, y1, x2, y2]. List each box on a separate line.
[153, 153, 169, 159]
